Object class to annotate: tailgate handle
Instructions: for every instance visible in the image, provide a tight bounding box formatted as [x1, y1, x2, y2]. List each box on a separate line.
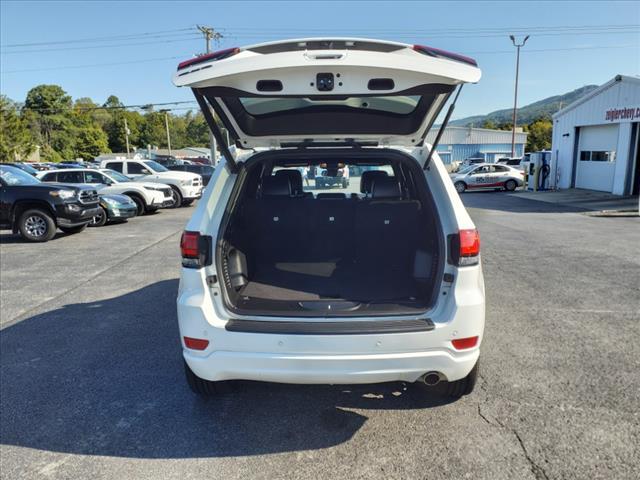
[304, 52, 345, 61]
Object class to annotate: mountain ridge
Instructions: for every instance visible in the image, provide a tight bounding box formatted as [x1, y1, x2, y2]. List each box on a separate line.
[451, 84, 600, 126]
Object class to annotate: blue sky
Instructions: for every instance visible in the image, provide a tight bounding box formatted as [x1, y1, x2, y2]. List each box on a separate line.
[1, 0, 639, 120]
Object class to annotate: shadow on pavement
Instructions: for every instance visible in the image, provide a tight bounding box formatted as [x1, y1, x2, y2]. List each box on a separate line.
[0, 279, 453, 459]
[0, 231, 78, 244]
[460, 190, 590, 214]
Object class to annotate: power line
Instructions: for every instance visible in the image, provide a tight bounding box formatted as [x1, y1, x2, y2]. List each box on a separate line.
[2, 56, 182, 73]
[3, 27, 194, 48]
[222, 29, 640, 41]
[222, 23, 639, 31]
[1, 44, 637, 75]
[1, 35, 202, 55]
[14, 100, 198, 114]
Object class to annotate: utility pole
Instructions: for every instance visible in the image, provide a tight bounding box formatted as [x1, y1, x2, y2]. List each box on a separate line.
[509, 34, 529, 158]
[161, 109, 172, 158]
[197, 25, 223, 166]
[123, 118, 131, 158]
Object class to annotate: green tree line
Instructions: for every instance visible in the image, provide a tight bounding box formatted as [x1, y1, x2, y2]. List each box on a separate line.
[2, 83, 555, 162]
[477, 118, 553, 153]
[1, 84, 212, 162]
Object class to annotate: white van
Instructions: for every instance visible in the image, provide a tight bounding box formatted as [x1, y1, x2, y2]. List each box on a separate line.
[174, 39, 485, 399]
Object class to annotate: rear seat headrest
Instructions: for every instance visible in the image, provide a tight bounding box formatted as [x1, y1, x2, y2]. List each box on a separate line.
[371, 177, 401, 199]
[261, 175, 291, 197]
[360, 170, 389, 193]
[275, 169, 303, 195]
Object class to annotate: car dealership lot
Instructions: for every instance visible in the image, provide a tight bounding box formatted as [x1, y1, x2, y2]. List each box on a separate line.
[1, 194, 638, 480]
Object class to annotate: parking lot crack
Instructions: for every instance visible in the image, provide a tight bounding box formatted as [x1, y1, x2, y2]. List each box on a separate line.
[512, 429, 550, 480]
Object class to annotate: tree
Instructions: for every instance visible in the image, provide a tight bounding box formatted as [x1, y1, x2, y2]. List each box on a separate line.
[185, 111, 211, 146]
[526, 118, 553, 152]
[0, 96, 35, 160]
[479, 119, 497, 130]
[23, 85, 73, 160]
[24, 84, 72, 113]
[73, 125, 110, 160]
[139, 111, 168, 148]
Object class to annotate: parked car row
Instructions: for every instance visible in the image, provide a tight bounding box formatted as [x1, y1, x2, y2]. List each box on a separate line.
[0, 160, 207, 242]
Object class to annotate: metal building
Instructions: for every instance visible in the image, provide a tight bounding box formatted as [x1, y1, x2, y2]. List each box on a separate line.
[425, 126, 528, 164]
[551, 75, 640, 195]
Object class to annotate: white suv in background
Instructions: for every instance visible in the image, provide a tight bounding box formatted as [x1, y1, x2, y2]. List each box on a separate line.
[99, 159, 203, 207]
[174, 38, 485, 400]
[38, 168, 173, 215]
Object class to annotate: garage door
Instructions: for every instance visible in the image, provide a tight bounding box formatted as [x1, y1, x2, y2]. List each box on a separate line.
[576, 124, 618, 192]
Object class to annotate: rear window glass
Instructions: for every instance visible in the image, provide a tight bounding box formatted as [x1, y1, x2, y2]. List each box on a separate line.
[272, 164, 394, 196]
[106, 162, 123, 172]
[57, 171, 83, 183]
[239, 96, 421, 116]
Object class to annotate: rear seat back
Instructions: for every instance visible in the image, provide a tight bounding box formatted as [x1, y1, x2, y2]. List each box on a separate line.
[310, 196, 355, 260]
[244, 175, 305, 261]
[243, 174, 421, 269]
[356, 177, 421, 269]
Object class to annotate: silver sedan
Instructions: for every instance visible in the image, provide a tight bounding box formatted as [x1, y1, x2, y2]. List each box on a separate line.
[450, 163, 525, 193]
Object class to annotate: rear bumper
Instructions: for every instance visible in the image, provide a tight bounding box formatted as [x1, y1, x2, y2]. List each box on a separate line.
[177, 265, 485, 385]
[184, 347, 479, 384]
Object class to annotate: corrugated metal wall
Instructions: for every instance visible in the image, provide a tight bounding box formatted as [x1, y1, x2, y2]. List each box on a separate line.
[426, 126, 528, 145]
[428, 126, 527, 164]
[436, 143, 525, 163]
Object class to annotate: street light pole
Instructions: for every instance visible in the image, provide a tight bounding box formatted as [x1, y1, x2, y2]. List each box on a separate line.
[162, 110, 172, 158]
[123, 118, 131, 158]
[509, 34, 529, 158]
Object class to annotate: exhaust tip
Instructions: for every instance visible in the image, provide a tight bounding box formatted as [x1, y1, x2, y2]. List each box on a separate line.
[422, 372, 442, 386]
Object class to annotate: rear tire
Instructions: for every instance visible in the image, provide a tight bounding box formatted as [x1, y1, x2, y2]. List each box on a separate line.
[59, 224, 87, 234]
[168, 186, 183, 208]
[184, 360, 230, 396]
[454, 181, 466, 193]
[504, 179, 517, 191]
[445, 359, 479, 399]
[18, 209, 56, 242]
[89, 207, 108, 227]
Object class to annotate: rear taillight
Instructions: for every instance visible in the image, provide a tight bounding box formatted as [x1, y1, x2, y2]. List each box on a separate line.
[177, 47, 240, 70]
[451, 336, 479, 350]
[180, 231, 211, 269]
[448, 229, 480, 266]
[183, 336, 209, 350]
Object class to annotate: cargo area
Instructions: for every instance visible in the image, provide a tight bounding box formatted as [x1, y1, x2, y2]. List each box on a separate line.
[217, 150, 444, 316]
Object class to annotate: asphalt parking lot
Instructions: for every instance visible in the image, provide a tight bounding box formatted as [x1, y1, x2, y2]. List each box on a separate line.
[1, 193, 639, 480]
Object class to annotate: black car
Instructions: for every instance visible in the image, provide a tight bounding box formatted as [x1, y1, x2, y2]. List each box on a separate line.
[168, 163, 214, 185]
[0, 165, 100, 242]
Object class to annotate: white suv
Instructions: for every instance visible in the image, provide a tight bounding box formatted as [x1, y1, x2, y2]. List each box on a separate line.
[99, 159, 203, 207]
[174, 39, 485, 399]
[37, 168, 173, 215]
